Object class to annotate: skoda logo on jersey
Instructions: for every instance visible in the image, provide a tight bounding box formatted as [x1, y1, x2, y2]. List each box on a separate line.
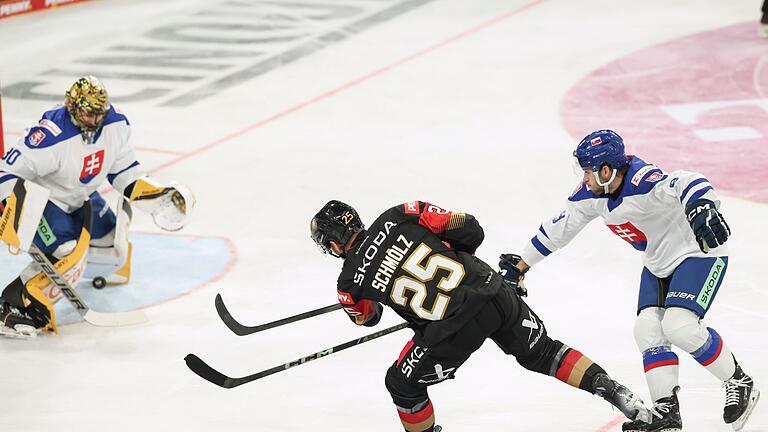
[80, 150, 105, 184]
[607, 221, 648, 251]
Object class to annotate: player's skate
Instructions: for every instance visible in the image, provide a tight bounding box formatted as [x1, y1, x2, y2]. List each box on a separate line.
[593, 373, 652, 422]
[762, 14, 768, 38]
[622, 386, 682, 432]
[723, 362, 760, 431]
[0, 301, 40, 339]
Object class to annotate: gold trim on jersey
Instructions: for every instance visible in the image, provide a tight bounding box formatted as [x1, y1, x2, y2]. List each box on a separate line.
[447, 212, 466, 230]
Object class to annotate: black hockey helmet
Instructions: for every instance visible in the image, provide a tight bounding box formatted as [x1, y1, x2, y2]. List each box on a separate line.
[310, 200, 364, 257]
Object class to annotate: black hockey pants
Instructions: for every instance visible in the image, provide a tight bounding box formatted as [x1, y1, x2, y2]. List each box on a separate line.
[385, 285, 569, 410]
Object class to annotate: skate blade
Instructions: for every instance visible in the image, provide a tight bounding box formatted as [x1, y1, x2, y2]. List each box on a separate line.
[0, 324, 40, 340]
[622, 427, 680, 432]
[731, 387, 760, 431]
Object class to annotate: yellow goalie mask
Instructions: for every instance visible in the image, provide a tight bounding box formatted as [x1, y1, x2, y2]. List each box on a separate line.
[64, 75, 111, 144]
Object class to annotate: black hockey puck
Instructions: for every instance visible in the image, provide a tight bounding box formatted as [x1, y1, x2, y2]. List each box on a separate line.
[92, 277, 107, 289]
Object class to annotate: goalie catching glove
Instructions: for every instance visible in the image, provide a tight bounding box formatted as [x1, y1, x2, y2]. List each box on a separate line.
[128, 178, 196, 232]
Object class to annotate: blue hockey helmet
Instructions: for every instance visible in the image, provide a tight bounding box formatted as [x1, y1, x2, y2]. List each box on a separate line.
[573, 130, 628, 172]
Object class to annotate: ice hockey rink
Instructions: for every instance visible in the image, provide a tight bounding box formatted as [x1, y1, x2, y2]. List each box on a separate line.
[1, 0, 767, 430]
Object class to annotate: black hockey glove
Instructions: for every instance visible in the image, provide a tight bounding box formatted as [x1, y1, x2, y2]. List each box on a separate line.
[685, 199, 731, 253]
[499, 253, 527, 297]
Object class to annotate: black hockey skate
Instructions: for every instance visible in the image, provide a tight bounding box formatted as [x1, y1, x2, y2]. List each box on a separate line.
[0, 301, 40, 339]
[593, 373, 652, 423]
[622, 386, 682, 432]
[723, 362, 760, 431]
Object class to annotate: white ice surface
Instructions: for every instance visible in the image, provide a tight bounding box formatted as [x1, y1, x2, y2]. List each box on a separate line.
[0, 1, 765, 431]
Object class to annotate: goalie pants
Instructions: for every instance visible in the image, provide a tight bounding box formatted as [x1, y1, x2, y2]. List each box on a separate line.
[386, 286, 607, 431]
[34, 191, 116, 255]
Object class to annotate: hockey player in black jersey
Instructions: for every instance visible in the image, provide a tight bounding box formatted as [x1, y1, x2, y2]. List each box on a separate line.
[311, 200, 653, 431]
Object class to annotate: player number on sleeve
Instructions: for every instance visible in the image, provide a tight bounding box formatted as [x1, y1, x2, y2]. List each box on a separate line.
[390, 243, 465, 320]
[2, 148, 21, 165]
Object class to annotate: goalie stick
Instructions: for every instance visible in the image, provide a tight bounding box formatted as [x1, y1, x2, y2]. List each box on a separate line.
[185, 322, 409, 388]
[215, 293, 342, 336]
[28, 244, 148, 327]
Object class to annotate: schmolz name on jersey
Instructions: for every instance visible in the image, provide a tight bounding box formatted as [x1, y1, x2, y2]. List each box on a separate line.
[372, 234, 414, 292]
[354, 220, 397, 286]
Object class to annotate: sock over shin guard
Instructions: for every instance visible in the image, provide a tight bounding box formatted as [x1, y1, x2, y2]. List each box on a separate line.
[662, 307, 735, 381]
[642, 345, 680, 401]
[691, 327, 735, 381]
[552, 346, 606, 393]
[396, 398, 435, 432]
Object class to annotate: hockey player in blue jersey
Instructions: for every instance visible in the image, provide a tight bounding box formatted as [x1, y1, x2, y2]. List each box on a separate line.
[0, 76, 195, 338]
[499, 130, 759, 431]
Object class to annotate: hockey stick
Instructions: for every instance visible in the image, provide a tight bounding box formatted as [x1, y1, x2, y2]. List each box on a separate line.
[215, 293, 342, 336]
[28, 245, 148, 327]
[185, 322, 409, 388]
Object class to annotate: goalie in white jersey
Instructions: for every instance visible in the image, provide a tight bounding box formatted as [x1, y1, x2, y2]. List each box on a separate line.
[498, 130, 759, 432]
[0, 76, 195, 337]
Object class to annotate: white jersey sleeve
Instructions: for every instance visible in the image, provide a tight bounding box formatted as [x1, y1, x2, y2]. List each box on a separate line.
[661, 170, 720, 210]
[520, 182, 602, 267]
[0, 121, 64, 200]
[106, 123, 145, 196]
[518, 156, 726, 278]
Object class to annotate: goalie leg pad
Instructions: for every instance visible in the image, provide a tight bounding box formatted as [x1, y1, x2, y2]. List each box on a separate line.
[6, 202, 94, 331]
[87, 192, 117, 241]
[85, 195, 132, 283]
[85, 242, 132, 284]
[21, 281, 57, 333]
[1, 273, 57, 333]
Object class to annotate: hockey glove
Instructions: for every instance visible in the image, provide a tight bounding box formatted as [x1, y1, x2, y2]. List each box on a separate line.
[685, 199, 730, 253]
[499, 253, 527, 297]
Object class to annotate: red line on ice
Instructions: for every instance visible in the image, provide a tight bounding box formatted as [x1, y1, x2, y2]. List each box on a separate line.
[146, 0, 548, 175]
[596, 414, 625, 432]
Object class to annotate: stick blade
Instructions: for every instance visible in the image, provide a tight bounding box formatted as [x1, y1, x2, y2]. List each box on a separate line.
[83, 310, 148, 327]
[214, 293, 250, 336]
[184, 354, 236, 388]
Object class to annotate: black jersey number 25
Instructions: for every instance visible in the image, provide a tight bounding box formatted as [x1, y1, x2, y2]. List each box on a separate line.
[390, 243, 465, 320]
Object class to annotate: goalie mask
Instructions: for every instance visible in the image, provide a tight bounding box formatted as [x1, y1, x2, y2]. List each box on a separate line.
[64, 75, 111, 144]
[310, 200, 364, 258]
